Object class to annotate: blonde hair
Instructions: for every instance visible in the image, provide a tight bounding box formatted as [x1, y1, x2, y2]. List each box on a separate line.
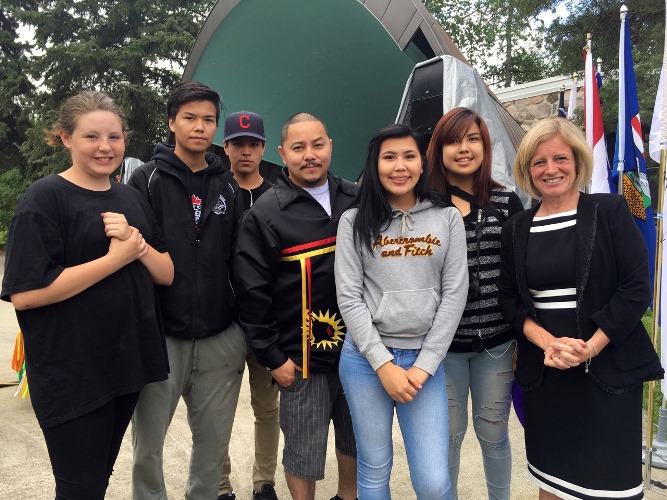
[513, 117, 593, 199]
[45, 91, 128, 147]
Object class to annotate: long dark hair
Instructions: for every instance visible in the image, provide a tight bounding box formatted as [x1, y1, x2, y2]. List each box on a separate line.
[426, 107, 501, 205]
[352, 123, 428, 254]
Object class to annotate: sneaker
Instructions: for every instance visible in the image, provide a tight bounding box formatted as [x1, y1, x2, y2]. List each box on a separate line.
[253, 484, 278, 500]
[217, 493, 236, 500]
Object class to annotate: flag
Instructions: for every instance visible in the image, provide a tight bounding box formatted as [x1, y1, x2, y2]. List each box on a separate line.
[567, 78, 577, 119]
[612, 9, 656, 290]
[558, 88, 566, 117]
[649, 57, 666, 163]
[584, 47, 610, 194]
[649, 0, 667, 165]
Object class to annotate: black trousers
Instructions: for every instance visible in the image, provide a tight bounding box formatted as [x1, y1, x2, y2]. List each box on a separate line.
[42, 391, 140, 500]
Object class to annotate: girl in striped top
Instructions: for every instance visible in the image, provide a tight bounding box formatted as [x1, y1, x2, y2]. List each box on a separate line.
[426, 107, 524, 500]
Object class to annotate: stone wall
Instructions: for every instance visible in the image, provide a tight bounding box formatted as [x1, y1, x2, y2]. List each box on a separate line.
[501, 88, 584, 131]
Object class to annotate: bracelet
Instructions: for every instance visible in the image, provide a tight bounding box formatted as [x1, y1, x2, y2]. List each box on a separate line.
[585, 343, 592, 373]
[588, 341, 599, 357]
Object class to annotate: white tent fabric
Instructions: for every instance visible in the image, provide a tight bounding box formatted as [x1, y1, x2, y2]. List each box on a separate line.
[396, 55, 530, 207]
[119, 157, 145, 185]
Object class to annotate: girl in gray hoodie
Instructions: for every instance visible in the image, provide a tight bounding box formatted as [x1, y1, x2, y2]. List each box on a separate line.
[335, 124, 468, 499]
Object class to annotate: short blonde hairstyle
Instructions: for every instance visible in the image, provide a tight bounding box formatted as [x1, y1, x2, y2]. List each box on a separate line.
[513, 117, 593, 199]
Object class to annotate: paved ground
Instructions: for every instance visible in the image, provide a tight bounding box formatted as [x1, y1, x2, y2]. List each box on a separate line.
[0, 254, 666, 498]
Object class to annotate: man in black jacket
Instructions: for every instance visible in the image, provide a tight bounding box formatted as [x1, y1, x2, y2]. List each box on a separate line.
[235, 113, 358, 500]
[129, 81, 246, 500]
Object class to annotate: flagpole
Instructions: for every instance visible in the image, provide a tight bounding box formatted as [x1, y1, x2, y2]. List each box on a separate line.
[567, 72, 577, 120]
[635, 0, 661, 484]
[646, 147, 665, 488]
[618, 6, 627, 196]
[646, 0, 667, 485]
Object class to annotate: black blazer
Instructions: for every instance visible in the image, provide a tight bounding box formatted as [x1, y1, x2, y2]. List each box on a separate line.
[498, 192, 663, 393]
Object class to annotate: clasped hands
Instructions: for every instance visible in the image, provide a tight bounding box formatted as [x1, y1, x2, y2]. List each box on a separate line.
[544, 337, 591, 370]
[102, 212, 148, 263]
[377, 362, 429, 403]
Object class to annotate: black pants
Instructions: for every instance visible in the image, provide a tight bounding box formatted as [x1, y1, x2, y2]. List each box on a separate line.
[42, 392, 140, 500]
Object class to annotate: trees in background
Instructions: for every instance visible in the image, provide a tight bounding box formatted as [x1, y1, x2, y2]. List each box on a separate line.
[8, 0, 215, 180]
[424, 0, 664, 135]
[424, 0, 559, 87]
[0, 0, 215, 243]
[545, 0, 664, 134]
[0, 6, 32, 175]
[0, 0, 664, 244]
[0, 6, 33, 244]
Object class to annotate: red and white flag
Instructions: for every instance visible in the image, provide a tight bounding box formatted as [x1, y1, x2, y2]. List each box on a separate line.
[584, 47, 610, 193]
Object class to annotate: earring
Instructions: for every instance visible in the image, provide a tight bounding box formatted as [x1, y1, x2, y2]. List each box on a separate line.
[420, 169, 424, 173]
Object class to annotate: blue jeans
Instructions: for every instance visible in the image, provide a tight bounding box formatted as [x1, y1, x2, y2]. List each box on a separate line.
[339, 337, 451, 500]
[446, 340, 515, 500]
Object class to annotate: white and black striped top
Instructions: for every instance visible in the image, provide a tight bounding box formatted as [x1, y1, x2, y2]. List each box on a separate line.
[450, 188, 524, 352]
[527, 210, 578, 314]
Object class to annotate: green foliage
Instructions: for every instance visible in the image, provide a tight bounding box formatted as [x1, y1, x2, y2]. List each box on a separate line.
[10, 0, 216, 179]
[0, 168, 29, 246]
[641, 309, 663, 436]
[484, 48, 547, 87]
[423, 0, 558, 87]
[547, 0, 665, 134]
[0, 6, 34, 176]
[19, 111, 69, 180]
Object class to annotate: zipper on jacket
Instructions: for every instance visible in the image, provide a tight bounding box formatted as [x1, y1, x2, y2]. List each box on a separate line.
[192, 224, 201, 246]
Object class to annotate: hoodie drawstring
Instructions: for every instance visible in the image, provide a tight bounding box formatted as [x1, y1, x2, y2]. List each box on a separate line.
[392, 210, 414, 237]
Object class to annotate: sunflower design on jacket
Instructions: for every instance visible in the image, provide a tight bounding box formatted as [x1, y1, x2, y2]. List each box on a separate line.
[309, 310, 345, 349]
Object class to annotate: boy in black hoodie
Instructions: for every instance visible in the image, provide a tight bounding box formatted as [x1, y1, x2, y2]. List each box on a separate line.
[129, 81, 246, 500]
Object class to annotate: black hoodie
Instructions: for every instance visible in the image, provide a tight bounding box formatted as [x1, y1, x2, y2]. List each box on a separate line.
[129, 143, 242, 339]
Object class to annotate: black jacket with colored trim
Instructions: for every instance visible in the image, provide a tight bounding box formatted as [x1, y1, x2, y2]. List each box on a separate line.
[234, 170, 358, 374]
[498, 192, 663, 393]
[128, 143, 242, 339]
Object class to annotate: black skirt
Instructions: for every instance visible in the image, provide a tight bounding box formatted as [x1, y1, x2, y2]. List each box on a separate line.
[523, 365, 644, 499]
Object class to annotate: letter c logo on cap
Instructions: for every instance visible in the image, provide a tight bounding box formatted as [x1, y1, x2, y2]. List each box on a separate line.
[240, 114, 251, 129]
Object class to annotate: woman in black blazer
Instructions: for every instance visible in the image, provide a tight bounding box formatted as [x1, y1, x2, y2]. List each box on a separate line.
[498, 117, 663, 499]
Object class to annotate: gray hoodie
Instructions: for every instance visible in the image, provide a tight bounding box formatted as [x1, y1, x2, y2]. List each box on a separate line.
[334, 199, 468, 375]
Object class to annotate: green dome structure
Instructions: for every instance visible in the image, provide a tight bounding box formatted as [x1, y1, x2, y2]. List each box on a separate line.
[183, 0, 468, 181]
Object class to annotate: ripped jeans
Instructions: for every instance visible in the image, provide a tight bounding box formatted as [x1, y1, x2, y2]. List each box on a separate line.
[445, 340, 514, 500]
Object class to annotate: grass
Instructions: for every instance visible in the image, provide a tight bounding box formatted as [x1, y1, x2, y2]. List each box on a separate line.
[641, 309, 664, 435]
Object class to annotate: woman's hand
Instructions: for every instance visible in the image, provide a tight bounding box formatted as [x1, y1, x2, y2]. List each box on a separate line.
[406, 366, 429, 389]
[544, 337, 588, 370]
[102, 212, 131, 240]
[377, 362, 419, 403]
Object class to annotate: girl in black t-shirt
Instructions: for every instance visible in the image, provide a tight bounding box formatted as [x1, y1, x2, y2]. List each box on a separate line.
[1, 91, 173, 499]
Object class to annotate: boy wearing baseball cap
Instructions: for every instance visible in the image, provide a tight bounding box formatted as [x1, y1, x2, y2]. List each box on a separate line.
[222, 111, 272, 211]
[218, 111, 279, 500]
